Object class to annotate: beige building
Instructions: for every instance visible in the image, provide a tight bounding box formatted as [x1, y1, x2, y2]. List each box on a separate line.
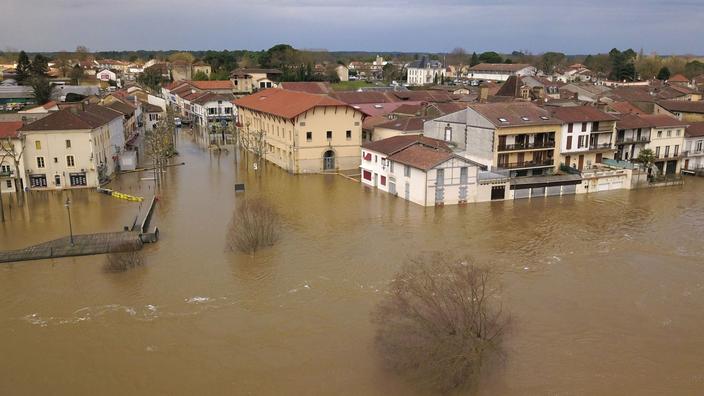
[550, 106, 618, 171]
[654, 100, 704, 122]
[230, 69, 282, 95]
[642, 115, 689, 175]
[192, 61, 212, 78]
[234, 88, 365, 173]
[18, 108, 123, 190]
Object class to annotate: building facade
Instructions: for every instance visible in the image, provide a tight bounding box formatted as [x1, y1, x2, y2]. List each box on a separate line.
[234, 88, 365, 173]
[550, 106, 618, 171]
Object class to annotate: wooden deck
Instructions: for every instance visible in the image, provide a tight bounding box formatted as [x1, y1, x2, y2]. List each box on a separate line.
[0, 232, 143, 264]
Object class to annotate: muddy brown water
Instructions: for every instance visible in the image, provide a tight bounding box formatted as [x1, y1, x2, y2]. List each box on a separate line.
[1, 131, 704, 395]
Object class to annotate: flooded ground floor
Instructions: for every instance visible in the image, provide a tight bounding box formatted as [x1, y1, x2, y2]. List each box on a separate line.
[1, 130, 704, 395]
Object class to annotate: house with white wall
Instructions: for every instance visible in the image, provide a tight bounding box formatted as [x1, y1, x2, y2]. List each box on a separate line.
[550, 106, 618, 171]
[0, 121, 26, 193]
[406, 57, 446, 86]
[360, 135, 495, 206]
[683, 122, 704, 174]
[467, 63, 536, 82]
[191, 92, 235, 129]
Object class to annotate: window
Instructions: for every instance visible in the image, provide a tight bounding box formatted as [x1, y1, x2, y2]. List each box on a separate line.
[655, 146, 661, 157]
[578, 136, 586, 148]
[300, 122, 306, 127]
[460, 167, 468, 184]
[65, 139, 71, 148]
[674, 145, 679, 156]
[380, 176, 386, 186]
[306, 132, 312, 142]
[676, 129, 681, 136]
[593, 121, 600, 131]
[225, 108, 232, 114]
[5, 180, 10, 188]
[67, 155, 75, 167]
[697, 140, 703, 152]
[374, 155, 378, 163]
[37, 157, 45, 168]
[346, 130, 351, 140]
[35, 141, 41, 150]
[326, 131, 332, 140]
[208, 108, 217, 115]
[404, 165, 411, 177]
[657, 131, 662, 138]
[444, 126, 452, 141]
[667, 130, 672, 137]
[566, 136, 573, 150]
[581, 123, 587, 132]
[363, 170, 372, 181]
[436, 169, 444, 185]
[568, 123, 573, 133]
[389, 161, 394, 173]
[665, 146, 670, 157]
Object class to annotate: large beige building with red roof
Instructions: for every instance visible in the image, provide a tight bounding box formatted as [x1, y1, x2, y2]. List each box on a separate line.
[233, 88, 366, 173]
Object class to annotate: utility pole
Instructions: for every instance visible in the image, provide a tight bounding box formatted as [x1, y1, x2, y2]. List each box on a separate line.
[65, 197, 74, 246]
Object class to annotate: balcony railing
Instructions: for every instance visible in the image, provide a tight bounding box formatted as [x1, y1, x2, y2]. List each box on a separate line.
[497, 158, 555, 170]
[682, 150, 704, 156]
[615, 136, 650, 144]
[587, 143, 613, 150]
[497, 141, 555, 151]
[591, 128, 614, 134]
[0, 170, 13, 177]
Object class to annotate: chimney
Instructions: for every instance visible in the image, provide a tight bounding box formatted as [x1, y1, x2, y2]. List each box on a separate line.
[479, 84, 489, 103]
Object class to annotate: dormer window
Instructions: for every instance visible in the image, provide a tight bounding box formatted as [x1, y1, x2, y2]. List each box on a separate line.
[540, 116, 550, 120]
[521, 116, 530, 121]
[498, 118, 509, 123]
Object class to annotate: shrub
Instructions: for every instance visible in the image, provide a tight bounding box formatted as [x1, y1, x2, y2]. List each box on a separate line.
[372, 253, 509, 393]
[226, 198, 280, 254]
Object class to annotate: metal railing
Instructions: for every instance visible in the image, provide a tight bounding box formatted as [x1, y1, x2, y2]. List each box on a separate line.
[615, 136, 650, 144]
[496, 158, 555, 170]
[588, 143, 613, 150]
[0, 170, 13, 177]
[497, 141, 555, 151]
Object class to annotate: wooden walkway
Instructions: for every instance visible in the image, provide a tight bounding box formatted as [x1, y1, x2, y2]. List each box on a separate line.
[0, 232, 143, 264]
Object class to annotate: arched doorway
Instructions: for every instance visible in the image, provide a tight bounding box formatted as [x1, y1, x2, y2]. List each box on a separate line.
[323, 150, 335, 170]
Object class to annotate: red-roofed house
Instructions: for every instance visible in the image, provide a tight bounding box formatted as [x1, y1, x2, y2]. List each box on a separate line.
[360, 135, 493, 205]
[0, 121, 25, 193]
[233, 88, 365, 173]
[683, 122, 704, 174]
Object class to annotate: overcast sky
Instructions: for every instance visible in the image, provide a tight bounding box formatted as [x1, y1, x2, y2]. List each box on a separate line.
[2, 0, 703, 55]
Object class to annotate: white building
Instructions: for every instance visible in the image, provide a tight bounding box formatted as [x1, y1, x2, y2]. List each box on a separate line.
[191, 92, 235, 129]
[18, 107, 124, 190]
[467, 63, 536, 82]
[683, 122, 704, 174]
[96, 69, 117, 82]
[360, 135, 497, 206]
[406, 57, 446, 86]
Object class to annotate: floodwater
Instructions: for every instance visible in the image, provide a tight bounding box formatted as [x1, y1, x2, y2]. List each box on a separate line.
[1, 130, 704, 395]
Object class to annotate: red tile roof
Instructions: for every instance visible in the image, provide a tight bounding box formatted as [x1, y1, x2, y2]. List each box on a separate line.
[657, 100, 704, 114]
[638, 114, 689, 128]
[549, 106, 618, 123]
[615, 114, 652, 130]
[362, 134, 449, 155]
[608, 101, 643, 115]
[668, 74, 689, 83]
[0, 121, 23, 138]
[188, 80, 234, 90]
[375, 116, 427, 132]
[685, 122, 704, 138]
[19, 109, 112, 131]
[387, 144, 457, 171]
[279, 82, 333, 95]
[468, 102, 559, 127]
[233, 88, 350, 119]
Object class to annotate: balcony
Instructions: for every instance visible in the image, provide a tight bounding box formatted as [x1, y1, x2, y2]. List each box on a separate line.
[497, 141, 555, 152]
[0, 170, 13, 178]
[497, 158, 555, 170]
[615, 136, 650, 145]
[683, 149, 704, 157]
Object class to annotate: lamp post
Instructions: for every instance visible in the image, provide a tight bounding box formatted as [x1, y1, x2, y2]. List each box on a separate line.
[65, 197, 74, 246]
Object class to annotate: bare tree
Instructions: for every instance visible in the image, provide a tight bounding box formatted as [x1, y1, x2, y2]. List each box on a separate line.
[372, 254, 510, 393]
[226, 198, 281, 255]
[239, 122, 267, 166]
[104, 242, 145, 272]
[0, 135, 26, 222]
[144, 105, 176, 185]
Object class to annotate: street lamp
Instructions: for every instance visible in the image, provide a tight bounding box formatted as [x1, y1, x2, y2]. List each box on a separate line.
[65, 197, 74, 246]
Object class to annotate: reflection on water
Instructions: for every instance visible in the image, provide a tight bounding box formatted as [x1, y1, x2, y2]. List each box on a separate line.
[2, 130, 704, 395]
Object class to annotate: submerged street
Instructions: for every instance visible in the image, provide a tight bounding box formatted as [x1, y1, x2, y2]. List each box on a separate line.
[1, 130, 704, 395]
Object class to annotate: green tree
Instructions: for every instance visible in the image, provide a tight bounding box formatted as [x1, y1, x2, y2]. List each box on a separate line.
[684, 61, 704, 79]
[636, 149, 655, 168]
[470, 52, 479, 67]
[30, 77, 54, 105]
[656, 66, 671, 81]
[15, 51, 31, 84]
[69, 65, 84, 85]
[193, 70, 209, 81]
[540, 52, 566, 73]
[30, 54, 49, 77]
[479, 51, 502, 64]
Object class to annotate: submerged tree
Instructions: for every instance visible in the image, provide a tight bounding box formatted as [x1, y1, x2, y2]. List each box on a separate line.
[372, 254, 510, 393]
[226, 198, 281, 255]
[144, 105, 176, 185]
[104, 242, 145, 272]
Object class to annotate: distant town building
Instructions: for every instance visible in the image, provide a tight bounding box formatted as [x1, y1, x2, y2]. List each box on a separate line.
[467, 63, 536, 82]
[406, 57, 445, 86]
